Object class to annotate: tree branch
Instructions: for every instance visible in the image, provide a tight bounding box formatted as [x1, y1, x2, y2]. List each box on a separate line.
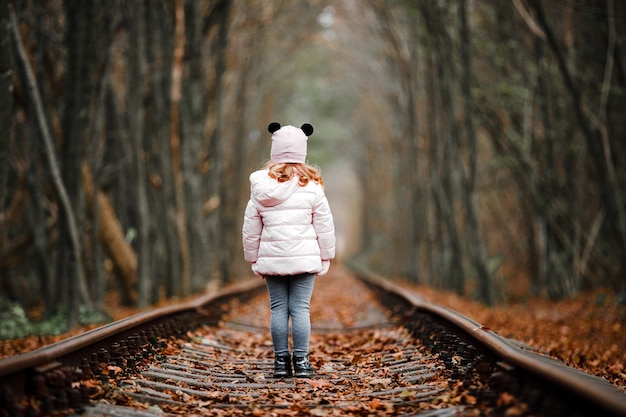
[512, 0, 546, 41]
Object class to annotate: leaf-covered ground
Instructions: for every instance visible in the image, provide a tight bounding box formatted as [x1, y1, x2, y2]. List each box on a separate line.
[1, 268, 624, 396]
[401, 281, 626, 393]
[87, 270, 486, 416]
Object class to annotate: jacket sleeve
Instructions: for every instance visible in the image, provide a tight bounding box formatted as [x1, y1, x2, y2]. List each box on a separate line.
[312, 188, 336, 261]
[242, 199, 262, 263]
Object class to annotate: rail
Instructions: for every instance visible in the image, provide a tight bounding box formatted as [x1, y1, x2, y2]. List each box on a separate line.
[351, 263, 626, 417]
[0, 266, 624, 416]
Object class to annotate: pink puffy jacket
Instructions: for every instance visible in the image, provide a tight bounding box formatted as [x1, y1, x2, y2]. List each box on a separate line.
[242, 169, 335, 276]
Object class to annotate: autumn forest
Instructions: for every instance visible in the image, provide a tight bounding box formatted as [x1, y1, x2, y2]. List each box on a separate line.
[1, 0, 625, 333]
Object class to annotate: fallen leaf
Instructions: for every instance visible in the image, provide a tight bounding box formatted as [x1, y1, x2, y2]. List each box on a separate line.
[368, 377, 392, 387]
[307, 379, 332, 389]
[497, 392, 516, 406]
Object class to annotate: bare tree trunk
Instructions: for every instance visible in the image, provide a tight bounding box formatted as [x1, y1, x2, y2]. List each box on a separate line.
[368, 2, 420, 279]
[458, 0, 493, 304]
[0, 1, 13, 302]
[88, 60, 113, 314]
[531, 0, 626, 282]
[421, 3, 465, 294]
[61, 0, 100, 325]
[535, 39, 571, 298]
[128, 0, 151, 308]
[0, 0, 12, 231]
[211, 0, 233, 283]
[422, 40, 441, 288]
[180, 0, 209, 291]
[146, 1, 179, 299]
[224, 67, 252, 281]
[11, 4, 90, 327]
[101, 88, 137, 305]
[170, 0, 191, 296]
[26, 109, 53, 311]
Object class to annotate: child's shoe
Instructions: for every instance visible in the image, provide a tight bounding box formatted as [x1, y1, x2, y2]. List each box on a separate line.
[293, 354, 315, 377]
[273, 354, 292, 378]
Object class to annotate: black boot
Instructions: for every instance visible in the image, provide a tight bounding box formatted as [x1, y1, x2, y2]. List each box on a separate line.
[273, 354, 292, 378]
[293, 354, 315, 377]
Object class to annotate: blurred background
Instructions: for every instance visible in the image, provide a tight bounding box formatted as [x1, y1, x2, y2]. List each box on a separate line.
[1, 0, 625, 332]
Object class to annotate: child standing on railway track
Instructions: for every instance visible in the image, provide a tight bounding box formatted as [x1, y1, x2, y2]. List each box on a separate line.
[242, 122, 336, 378]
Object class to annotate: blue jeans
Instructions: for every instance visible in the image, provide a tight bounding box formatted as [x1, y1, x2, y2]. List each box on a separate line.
[265, 273, 315, 357]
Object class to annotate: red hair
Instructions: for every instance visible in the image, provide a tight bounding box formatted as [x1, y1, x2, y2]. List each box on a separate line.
[264, 162, 324, 187]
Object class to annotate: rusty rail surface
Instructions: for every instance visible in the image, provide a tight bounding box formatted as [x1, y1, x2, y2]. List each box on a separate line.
[0, 279, 265, 406]
[0, 266, 625, 416]
[351, 263, 626, 417]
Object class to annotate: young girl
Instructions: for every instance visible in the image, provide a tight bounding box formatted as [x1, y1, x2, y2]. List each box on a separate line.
[242, 122, 335, 378]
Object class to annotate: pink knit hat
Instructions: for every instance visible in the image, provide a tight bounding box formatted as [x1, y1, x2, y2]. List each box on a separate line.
[268, 122, 314, 163]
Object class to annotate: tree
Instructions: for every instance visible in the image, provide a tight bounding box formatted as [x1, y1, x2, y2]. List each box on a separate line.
[11, 3, 89, 327]
[3, 0, 626, 333]
[457, 0, 493, 304]
[127, 0, 151, 308]
[0, 1, 12, 227]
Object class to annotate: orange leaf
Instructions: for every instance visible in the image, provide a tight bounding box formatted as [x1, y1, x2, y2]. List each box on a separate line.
[370, 398, 382, 409]
[497, 391, 516, 406]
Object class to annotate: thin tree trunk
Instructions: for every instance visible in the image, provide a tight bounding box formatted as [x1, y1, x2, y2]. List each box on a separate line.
[422, 3, 465, 294]
[11, 5, 91, 326]
[458, 0, 493, 304]
[128, 0, 151, 308]
[225, 70, 251, 281]
[181, 0, 209, 291]
[202, 0, 232, 284]
[30, 1, 53, 312]
[26, 122, 52, 310]
[0, 0, 13, 232]
[212, 0, 233, 283]
[88, 67, 111, 314]
[146, 1, 178, 299]
[423, 39, 441, 288]
[408, 77, 422, 283]
[62, 0, 99, 325]
[596, 0, 626, 275]
[531, 0, 626, 278]
[99, 87, 137, 305]
[170, 0, 191, 296]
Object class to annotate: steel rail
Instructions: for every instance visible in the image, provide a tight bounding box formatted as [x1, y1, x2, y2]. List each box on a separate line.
[0, 278, 265, 391]
[2, 267, 626, 416]
[350, 263, 626, 417]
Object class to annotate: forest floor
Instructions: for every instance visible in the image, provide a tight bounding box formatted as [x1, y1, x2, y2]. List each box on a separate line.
[404, 280, 626, 393]
[1, 269, 625, 394]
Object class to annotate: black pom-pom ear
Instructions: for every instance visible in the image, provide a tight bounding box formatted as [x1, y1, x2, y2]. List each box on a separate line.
[301, 123, 314, 136]
[268, 122, 281, 133]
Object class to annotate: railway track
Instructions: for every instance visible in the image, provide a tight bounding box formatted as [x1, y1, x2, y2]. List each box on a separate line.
[1, 266, 625, 416]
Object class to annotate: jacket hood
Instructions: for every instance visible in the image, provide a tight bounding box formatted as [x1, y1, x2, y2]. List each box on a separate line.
[249, 169, 299, 207]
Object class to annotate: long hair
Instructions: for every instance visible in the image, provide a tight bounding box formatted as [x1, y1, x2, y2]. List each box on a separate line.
[264, 161, 324, 187]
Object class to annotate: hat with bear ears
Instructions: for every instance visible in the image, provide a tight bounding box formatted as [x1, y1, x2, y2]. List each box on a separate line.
[268, 122, 314, 164]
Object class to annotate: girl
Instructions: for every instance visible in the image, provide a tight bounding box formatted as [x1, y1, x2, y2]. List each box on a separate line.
[242, 122, 335, 378]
